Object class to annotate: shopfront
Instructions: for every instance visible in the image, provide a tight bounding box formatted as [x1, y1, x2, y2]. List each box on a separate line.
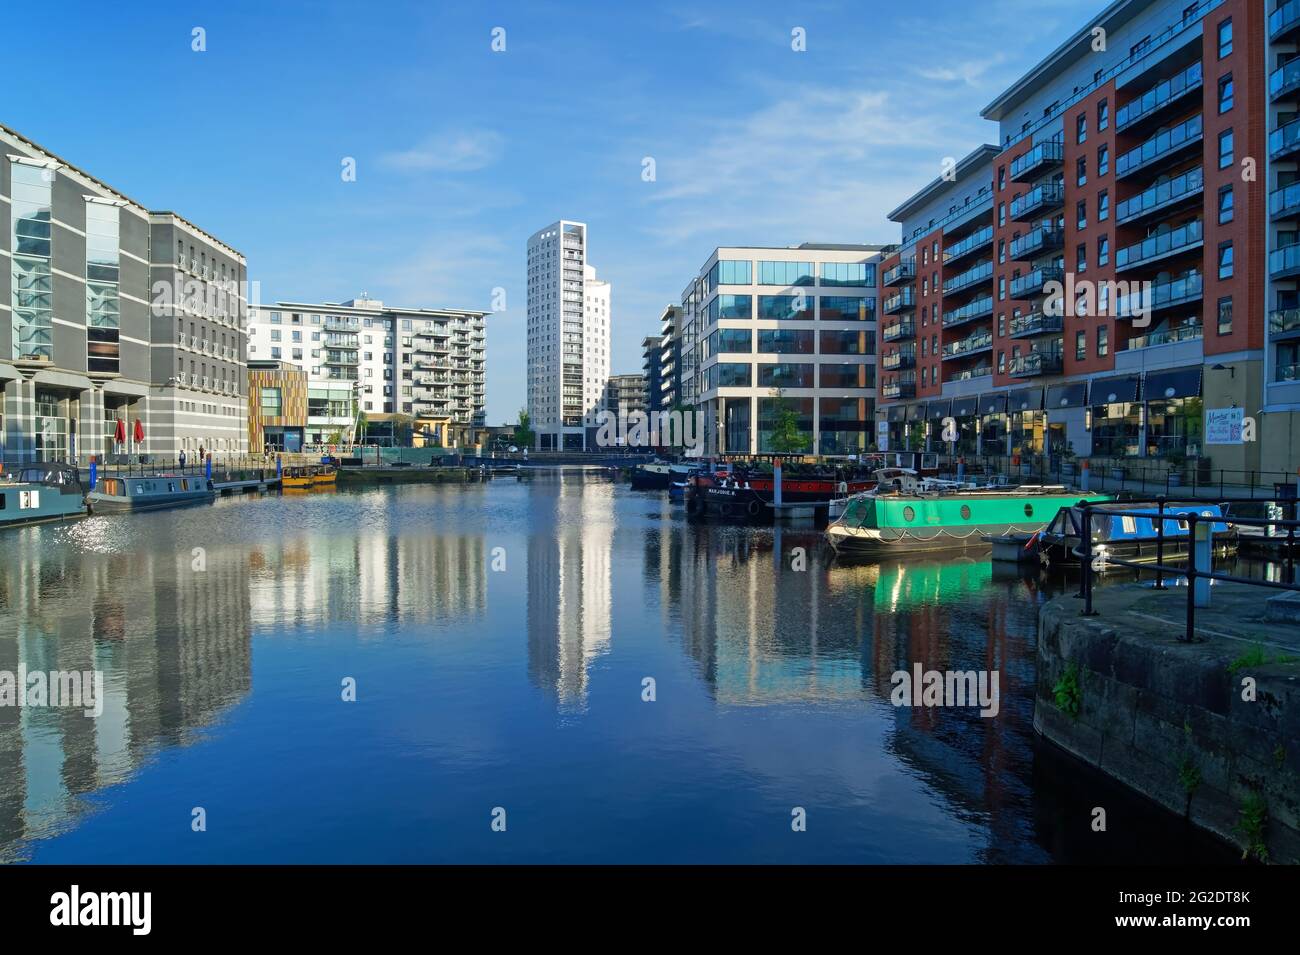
[950, 395, 979, 455]
[1088, 374, 1142, 458]
[977, 393, 1007, 455]
[1045, 381, 1087, 456]
[1007, 387, 1045, 456]
[1143, 366, 1203, 458]
[925, 399, 951, 453]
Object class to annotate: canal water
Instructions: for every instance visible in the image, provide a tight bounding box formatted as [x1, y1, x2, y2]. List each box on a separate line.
[0, 470, 1240, 864]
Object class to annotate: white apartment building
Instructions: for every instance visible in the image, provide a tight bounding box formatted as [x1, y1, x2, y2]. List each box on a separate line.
[526, 221, 611, 450]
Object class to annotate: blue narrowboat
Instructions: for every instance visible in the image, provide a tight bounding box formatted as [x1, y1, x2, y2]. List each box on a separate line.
[1039, 502, 1234, 567]
[87, 474, 216, 513]
[0, 463, 89, 528]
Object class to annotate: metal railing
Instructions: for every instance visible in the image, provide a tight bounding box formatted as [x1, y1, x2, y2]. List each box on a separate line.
[1073, 497, 1300, 643]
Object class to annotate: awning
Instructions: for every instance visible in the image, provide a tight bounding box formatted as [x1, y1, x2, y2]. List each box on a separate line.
[1046, 382, 1087, 409]
[926, 399, 951, 420]
[1144, 366, 1202, 400]
[1089, 374, 1140, 405]
[952, 395, 979, 417]
[905, 403, 924, 421]
[887, 404, 909, 422]
[978, 393, 1007, 416]
[1006, 387, 1044, 412]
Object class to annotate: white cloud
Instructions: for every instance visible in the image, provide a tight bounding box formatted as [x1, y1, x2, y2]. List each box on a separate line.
[378, 130, 504, 173]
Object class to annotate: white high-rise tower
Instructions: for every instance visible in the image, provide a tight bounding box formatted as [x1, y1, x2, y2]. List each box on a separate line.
[526, 220, 611, 450]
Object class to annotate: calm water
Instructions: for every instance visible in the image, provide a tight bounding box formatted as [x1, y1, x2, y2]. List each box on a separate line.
[0, 470, 1238, 864]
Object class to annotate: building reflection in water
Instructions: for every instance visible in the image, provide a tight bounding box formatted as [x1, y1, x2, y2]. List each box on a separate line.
[525, 471, 613, 712]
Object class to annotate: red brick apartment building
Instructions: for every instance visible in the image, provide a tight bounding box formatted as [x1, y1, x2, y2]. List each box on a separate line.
[878, 0, 1300, 474]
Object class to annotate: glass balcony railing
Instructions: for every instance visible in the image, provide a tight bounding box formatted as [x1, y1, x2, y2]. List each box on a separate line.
[881, 349, 916, 370]
[1271, 242, 1300, 279]
[943, 259, 994, 294]
[1010, 181, 1065, 220]
[1270, 117, 1300, 161]
[883, 288, 916, 314]
[1009, 227, 1065, 261]
[1009, 266, 1065, 300]
[1269, 308, 1300, 338]
[941, 333, 993, 360]
[882, 321, 915, 342]
[1125, 321, 1203, 350]
[948, 364, 992, 383]
[1277, 363, 1300, 383]
[1271, 57, 1300, 102]
[942, 295, 994, 328]
[1115, 167, 1203, 224]
[1271, 181, 1300, 220]
[1116, 114, 1203, 178]
[1009, 140, 1064, 183]
[944, 225, 995, 264]
[1271, 0, 1300, 42]
[1115, 61, 1202, 132]
[883, 260, 916, 286]
[882, 375, 916, 399]
[1009, 311, 1064, 338]
[1115, 219, 1204, 271]
[1116, 271, 1203, 316]
[1008, 350, 1064, 377]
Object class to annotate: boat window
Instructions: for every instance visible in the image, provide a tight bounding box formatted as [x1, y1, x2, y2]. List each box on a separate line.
[1024, 504, 1034, 517]
[960, 505, 972, 520]
[1122, 516, 1136, 533]
[135, 485, 145, 494]
[903, 506, 915, 522]
[168, 483, 175, 492]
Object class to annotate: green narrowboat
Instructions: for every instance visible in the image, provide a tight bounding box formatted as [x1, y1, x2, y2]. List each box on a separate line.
[826, 486, 1109, 556]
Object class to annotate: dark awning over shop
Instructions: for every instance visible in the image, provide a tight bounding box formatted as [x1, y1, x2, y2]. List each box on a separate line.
[906, 403, 925, 421]
[887, 404, 909, 422]
[1046, 382, 1087, 409]
[926, 399, 951, 420]
[978, 393, 1007, 416]
[1089, 375, 1140, 405]
[1006, 387, 1044, 412]
[952, 395, 979, 417]
[1144, 366, 1202, 400]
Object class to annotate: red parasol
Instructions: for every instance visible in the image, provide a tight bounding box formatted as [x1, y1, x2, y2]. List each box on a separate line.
[133, 419, 145, 443]
[113, 418, 126, 444]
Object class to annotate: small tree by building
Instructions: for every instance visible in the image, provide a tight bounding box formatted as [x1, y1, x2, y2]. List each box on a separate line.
[514, 408, 535, 449]
[768, 390, 809, 454]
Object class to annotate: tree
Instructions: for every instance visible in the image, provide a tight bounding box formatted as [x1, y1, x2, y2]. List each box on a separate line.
[514, 408, 535, 448]
[391, 414, 415, 446]
[768, 390, 809, 454]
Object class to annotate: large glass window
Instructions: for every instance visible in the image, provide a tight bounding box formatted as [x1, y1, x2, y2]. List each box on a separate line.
[820, 262, 875, 287]
[757, 363, 814, 388]
[819, 296, 873, 321]
[1090, 402, 1141, 457]
[85, 200, 121, 374]
[11, 161, 54, 362]
[713, 294, 751, 320]
[819, 329, 874, 355]
[758, 261, 814, 286]
[708, 259, 752, 288]
[758, 396, 814, 452]
[818, 397, 871, 454]
[1146, 396, 1202, 457]
[818, 363, 872, 388]
[260, 387, 284, 417]
[708, 362, 752, 389]
[758, 295, 814, 320]
[758, 329, 814, 354]
[710, 327, 753, 353]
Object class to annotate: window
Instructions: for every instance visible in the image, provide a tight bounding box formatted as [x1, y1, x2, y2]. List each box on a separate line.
[1218, 18, 1232, 58]
[260, 387, 282, 415]
[998, 166, 1006, 191]
[1097, 325, 1108, 357]
[997, 350, 1005, 373]
[1098, 144, 1109, 177]
[757, 261, 813, 286]
[1098, 190, 1109, 221]
[1218, 73, 1234, 113]
[1218, 296, 1233, 335]
[998, 239, 1006, 264]
[1076, 200, 1087, 231]
[820, 262, 874, 287]
[1076, 331, 1087, 361]
[1098, 236, 1110, 267]
[998, 276, 1006, 301]
[1076, 113, 1087, 144]
[1218, 185, 1234, 224]
[999, 202, 1006, 227]
[1076, 156, 1087, 186]
[1076, 243, 1087, 273]
[1219, 129, 1234, 169]
[1098, 99, 1109, 132]
[1218, 241, 1234, 279]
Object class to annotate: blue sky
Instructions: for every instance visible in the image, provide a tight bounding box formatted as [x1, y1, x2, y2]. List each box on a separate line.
[11, 0, 1099, 422]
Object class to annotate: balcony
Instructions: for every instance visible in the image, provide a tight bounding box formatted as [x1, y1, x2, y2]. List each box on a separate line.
[1009, 311, 1064, 339]
[1009, 266, 1065, 300]
[1009, 227, 1065, 261]
[943, 260, 994, 294]
[1277, 363, 1300, 383]
[1270, 242, 1300, 280]
[1271, 0, 1300, 42]
[1009, 140, 1064, 183]
[882, 375, 916, 400]
[1010, 181, 1065, 221]
[882, 320, 915, 342]
[1125, 320, 1202, 350]
[1271, 118, 1300, 162]
[947, 364, 991, 383]
[1271, 58, 1300, 103]
[942, 295, 994, 328]
[883, 259, 916, 286]
[882, 288, 915, 315]
[944, 225, 994, 265]
[1116, 271, 1203, 317]
[1115, 62, 1202, 133]
[1008, 350, 1063, 378]
[941, 333, 993, 361]
[1269, 309, 1300, 341]
[1115, 166, 1203, 225]
[1114, 220, 1203, 272]
[1272, 182, 1300, 222]
[881, 348, 916, 370]
[1115, 114, 1203, 179]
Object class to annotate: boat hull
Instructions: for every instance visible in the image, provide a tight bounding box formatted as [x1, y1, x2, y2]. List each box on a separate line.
[87, 475, 215, 513]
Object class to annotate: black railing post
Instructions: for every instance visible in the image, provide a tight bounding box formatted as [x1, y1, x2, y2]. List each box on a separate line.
[1288, 498, 1297, 586]
[1155, 495, 1166, 589]
[1081, 503, 1097, 615]
[1183, 513, 1197, 644]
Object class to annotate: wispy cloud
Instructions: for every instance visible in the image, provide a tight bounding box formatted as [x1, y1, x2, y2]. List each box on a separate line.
[378, 130, 505, 173]
[916, 54, 1009, 87]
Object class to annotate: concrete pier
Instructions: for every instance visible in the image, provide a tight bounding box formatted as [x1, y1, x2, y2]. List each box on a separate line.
[1036, 582, 1300, 863]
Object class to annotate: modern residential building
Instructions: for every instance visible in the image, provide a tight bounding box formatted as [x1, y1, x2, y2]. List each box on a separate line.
[680, 244, 883, 456]
[1, 122, 246, 463]
[247, 360, 308, 452]
[879, 0, 1288, 473]
[602, 373, 645, 447]
[642, 334, 664, 416]
[658, 304, 682, 410]
[246, 297, 486, 447]
[526, 220, 611, 450]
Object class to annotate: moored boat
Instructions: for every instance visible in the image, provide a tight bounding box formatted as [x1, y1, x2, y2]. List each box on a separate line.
[686, 462, 880, 521]
[1038, 502, 1235, 567]
[311, 465, 338, 487]
[630, 463, 672, 490]
[281, 465, 314, 489]
[826, 484, 1109, 555]
[87, 473, 215, 513]
[0, 463, 88, 528]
